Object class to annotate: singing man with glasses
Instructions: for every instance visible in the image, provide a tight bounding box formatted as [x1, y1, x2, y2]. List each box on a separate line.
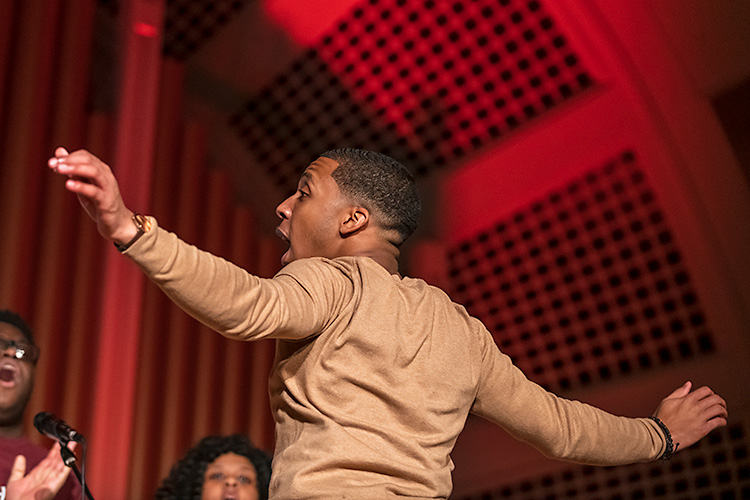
[0, 310, 80, 499]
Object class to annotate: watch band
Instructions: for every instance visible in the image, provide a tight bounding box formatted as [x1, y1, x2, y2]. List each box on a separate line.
[114, 213, 152, 252]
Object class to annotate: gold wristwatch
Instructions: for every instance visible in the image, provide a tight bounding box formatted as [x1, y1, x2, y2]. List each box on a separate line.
[114, 213, 152, 252]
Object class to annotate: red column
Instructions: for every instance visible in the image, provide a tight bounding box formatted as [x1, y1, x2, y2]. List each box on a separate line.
[87, 1, 164, 497]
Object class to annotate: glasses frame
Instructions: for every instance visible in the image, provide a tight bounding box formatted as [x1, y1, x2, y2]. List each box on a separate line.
[0, 335, 40, 363]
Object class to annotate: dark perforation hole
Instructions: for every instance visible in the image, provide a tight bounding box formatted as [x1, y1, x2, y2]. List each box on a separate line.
[619, 359, 632, 373]
[604, 320, 616, 332]
[523, 29, 535, 42]
[641, 191, 655, 204]
[559, 83, 573, 97]
[577, 73, 592, 87]
[506, 41, 519, 53]
[674, 271, 690, 285]
[578, 371, 591, 384]
[643, 306, 657, 320]
[690, 312, 705, 326]
[564, 54, 578, 66]
[572, 352, 584, 363]
[593, 238, 605, 250]
[666, 251, 682, 265]
[627, 267, 641, 280]
[662, 298, 677, 312]
[611, 340, 623, 351]
[647, 259, 661, 273]
[523, 105, 536, 117]
[682, 291, 697, 305]
[582, 265, 594, 276]
[599, 365, 612, 379]
[511, 11, 523, 23]
[465, 19, 477, 30]
[448, 31, 459, 42]
[697, 334, 714, 352]
[630, 220, 644, 233]
[621, 200, 635, 213]
[638, 353, 652, 368]
[489, 125, 500, 137]
[574, 247, 586, 258]
[565, 335, 577, 346]
[553, 35, 566, 48]
[658, 348, 672, 363]
[365, 23, 375, 32]
[495, 322, 506, 332]
[578, 309, 590, 321]
[452, 2, 463, 13]
[507, 115, 520, 128]
[639, 239, 653, 252]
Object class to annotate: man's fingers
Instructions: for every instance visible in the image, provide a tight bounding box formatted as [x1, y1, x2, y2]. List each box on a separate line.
[54, 146, 69, 157]
[8, 454, 27, 482]
[665, 381, 692, 400]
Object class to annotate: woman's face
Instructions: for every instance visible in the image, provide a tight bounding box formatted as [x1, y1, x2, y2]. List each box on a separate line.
[201, 452, 259, 500]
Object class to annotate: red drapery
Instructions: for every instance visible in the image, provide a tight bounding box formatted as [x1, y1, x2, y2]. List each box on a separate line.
[0, 1, 277, 498]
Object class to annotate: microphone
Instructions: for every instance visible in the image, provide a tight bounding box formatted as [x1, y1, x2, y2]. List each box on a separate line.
[34, 412, 84, 444]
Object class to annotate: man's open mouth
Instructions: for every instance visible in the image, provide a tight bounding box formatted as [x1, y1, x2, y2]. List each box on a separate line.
[0, 363, 17, 383]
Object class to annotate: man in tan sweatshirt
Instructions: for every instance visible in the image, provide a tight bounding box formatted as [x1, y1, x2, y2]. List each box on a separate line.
[49, 147, 727, 499]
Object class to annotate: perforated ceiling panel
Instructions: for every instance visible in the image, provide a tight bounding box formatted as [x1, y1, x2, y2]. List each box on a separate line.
[163, 0, 250, 60]
[447, 151, 715, 392]
[229, 0, 594, 193]
[456, 423, 750, 500]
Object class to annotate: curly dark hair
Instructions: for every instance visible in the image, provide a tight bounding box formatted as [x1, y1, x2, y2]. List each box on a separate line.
[154, 434, 272, 500]
[321, 148, 421, 247]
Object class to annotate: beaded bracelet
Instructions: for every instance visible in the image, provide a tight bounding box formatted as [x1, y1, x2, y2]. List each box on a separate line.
[649, 416, 676, 460]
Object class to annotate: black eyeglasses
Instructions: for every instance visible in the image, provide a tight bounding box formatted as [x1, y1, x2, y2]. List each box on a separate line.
[0, 336, 40, 363]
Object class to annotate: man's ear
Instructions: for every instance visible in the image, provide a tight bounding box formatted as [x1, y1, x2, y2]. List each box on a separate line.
[340, 207, 369, 236]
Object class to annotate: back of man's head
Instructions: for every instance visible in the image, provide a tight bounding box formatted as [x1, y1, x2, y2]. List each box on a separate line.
[321, 149, 421, 247]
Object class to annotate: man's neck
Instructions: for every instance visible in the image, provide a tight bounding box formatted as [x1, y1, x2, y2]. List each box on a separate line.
[0, 422, 23, 439]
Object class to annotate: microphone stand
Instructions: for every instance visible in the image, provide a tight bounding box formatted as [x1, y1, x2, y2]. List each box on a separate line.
[59, 443, 95, 500]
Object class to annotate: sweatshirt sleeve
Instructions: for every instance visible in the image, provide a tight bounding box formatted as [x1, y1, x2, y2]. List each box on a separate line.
[122, 218, 352, 341]
[470, 326, 667, 465]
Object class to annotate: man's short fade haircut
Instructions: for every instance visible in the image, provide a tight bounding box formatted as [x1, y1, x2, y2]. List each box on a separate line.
[0, 309, 35, 345]
[321, 148, 421, 246]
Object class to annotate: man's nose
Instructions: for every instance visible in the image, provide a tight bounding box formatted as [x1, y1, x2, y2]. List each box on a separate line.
[276, 196, 293, 220]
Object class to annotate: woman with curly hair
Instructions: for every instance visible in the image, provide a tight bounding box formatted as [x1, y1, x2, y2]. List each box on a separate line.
[154, 434, 272, 500]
